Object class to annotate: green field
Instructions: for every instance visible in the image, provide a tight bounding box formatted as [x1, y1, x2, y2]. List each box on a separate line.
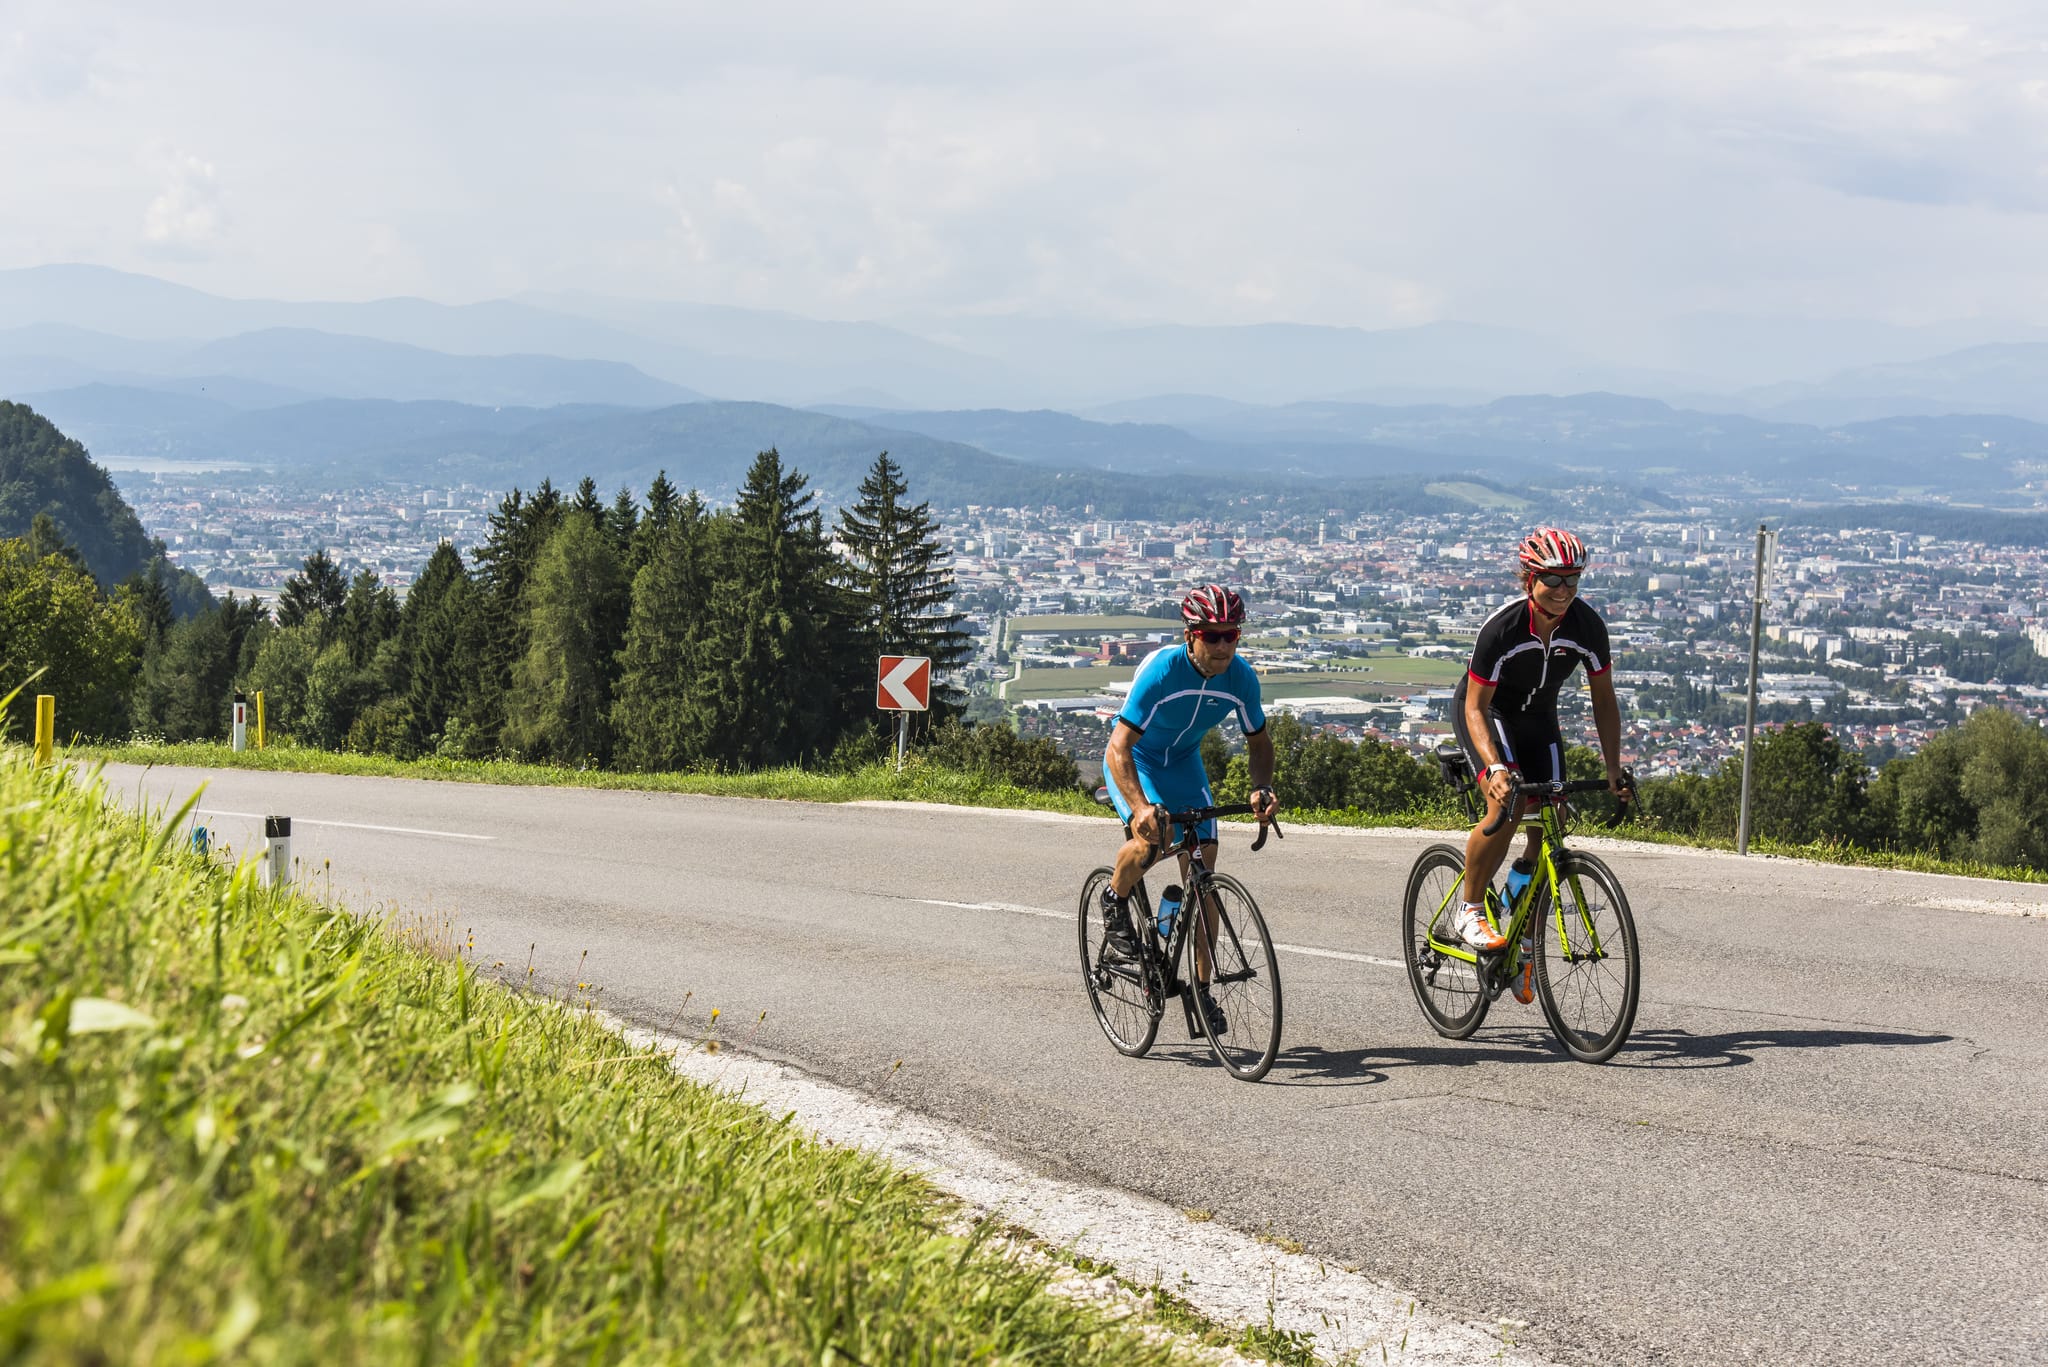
[1005, 654, 1461, 703]
[1009, 664, 1138, 701]
[1426, 481, 1533, 511]
[1005, 614, 1174, 644]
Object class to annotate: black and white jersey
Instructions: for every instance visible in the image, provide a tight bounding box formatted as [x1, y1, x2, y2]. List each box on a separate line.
[1456, 597, 1612, 717]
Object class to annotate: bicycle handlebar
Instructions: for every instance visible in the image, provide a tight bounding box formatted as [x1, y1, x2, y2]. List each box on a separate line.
[1159, 803, 1286, 851]
[1479, 774, 1636, 837]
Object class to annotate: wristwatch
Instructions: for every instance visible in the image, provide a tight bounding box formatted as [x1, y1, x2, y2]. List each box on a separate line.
[1482, 763, 1510, 780]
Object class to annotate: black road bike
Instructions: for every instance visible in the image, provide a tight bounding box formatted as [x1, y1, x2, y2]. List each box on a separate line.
[1079, 800, 1284, 1081]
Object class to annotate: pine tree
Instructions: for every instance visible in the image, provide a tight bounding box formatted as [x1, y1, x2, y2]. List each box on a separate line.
[613, 492, 717, 770]
[277, 549, 348, 637]
[699, 450, 851, 769]
[608, 485, 640, 562]
[461, 481, 564, 753]
[630, 470, 681, 573]
[835, 452, 972, 718]
[505, 513, 623, 764]
[397, 542, 470, 755]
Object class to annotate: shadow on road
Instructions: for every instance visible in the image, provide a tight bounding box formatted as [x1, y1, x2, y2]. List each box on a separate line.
[1249, 1022, 1955, 1086]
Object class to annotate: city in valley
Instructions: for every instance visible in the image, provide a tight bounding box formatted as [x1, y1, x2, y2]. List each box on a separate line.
[112, 461, 2048, 781]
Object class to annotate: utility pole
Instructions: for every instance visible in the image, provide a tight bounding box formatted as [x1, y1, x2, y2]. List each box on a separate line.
[1737, 522, 1773, 855]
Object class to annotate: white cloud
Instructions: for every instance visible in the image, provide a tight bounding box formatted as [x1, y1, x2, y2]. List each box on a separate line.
[1, 0, 2044, 336]
[139, 148, 222, 258]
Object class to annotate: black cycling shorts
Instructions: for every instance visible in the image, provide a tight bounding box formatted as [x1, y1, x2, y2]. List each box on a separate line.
[1452, 707, 1564, 787]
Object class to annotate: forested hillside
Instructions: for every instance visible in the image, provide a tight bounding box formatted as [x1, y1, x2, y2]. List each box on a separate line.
[0, 400, 210, 615]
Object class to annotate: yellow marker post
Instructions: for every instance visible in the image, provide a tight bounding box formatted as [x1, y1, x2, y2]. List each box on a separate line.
[255, 691, 266, 748]
[33, 694, 54, 765]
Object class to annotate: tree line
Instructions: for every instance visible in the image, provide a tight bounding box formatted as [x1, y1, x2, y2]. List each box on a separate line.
[8, 449, 1006, 774]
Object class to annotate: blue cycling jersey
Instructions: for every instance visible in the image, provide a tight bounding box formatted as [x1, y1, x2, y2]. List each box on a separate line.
[1115, 645, 1268, 764]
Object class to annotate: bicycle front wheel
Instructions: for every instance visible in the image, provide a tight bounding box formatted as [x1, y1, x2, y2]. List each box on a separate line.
[1401, 844, 1490, 1039]
[1078, 866, 1161, 1057]
[1192, 873, 1282, 1082]
[1533, 852, 1640, 1063]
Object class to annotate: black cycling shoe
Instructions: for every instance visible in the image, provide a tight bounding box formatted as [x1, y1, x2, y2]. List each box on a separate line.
[1099, 887, 1139, 958]
[1196, 985, 1229, 1035]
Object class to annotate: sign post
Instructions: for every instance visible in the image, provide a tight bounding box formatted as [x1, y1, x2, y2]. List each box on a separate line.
[1736, 523, 1776, 856]
[33, 694, 54, 766]
[232, 691, 248, 752]
[255, 691, 266, 749]
[875, 655, 932, 772]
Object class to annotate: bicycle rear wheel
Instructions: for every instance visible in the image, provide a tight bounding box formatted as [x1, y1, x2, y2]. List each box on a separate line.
[1401, 844, 1490, 1039]
[1190, 873, 1282, 1081]
[1533, 852, 1639, 1063]
[1079, 866, 1161, 1057]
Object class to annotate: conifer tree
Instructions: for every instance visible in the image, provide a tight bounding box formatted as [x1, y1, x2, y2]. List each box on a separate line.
[461, 481, 563, 753]
[613, 492, 717, 770]
[699, 449, 851, 769]
[506, 512, 622, 764]
[836, 452, 972, 717]
[277, 549, 348, 638]
[397, 542, 470, 755]
[630, 470, 680, 573]
[608, 485, 640, 562]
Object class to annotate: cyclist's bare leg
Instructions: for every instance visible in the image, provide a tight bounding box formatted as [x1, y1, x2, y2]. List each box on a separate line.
[1462, 794, 1537, 907]
[1111, 830, 1156, 899]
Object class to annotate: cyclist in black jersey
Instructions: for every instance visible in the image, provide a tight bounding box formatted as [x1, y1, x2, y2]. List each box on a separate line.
[1449, 527, 1631, 998]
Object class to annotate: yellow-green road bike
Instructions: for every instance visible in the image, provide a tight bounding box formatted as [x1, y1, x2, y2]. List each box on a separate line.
[1403, 746, 1640, 1064]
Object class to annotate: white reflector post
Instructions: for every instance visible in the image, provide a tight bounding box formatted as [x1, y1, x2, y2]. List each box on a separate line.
[232, 691, 248, 752]
[264, 815, 292, 887]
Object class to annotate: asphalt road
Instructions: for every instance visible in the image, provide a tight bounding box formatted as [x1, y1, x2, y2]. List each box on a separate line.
[100, 763, 2048, 1366]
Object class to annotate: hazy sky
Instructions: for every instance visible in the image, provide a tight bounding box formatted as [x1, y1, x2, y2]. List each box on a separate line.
[4, 1, 2046, 335]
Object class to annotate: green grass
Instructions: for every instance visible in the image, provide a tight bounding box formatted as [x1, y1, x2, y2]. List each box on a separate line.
[1424, 481, 1532, 511]
[1, 746, 1204, 1362]
[75, 741, 1105, 818]
[69, 739, 2048, 887]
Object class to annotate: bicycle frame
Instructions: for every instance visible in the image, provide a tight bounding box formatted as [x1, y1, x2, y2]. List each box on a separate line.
[1124, 808, 1268, 1035]
[1422, 801, 1610, 972]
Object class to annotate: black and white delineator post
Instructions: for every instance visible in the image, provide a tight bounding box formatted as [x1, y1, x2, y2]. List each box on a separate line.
[232, 691, 248, 752]
[264, 815, 292, 887]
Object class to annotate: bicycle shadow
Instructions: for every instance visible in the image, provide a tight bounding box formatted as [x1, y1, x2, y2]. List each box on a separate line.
[1252, 1021, 1955, 1086]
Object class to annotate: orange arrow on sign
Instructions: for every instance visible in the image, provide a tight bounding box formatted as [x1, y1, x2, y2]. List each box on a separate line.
[877, 655, 932, 711]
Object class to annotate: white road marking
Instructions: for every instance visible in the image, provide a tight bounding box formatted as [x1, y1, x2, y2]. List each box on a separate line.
[605, 1011, 1553, 1366]
[917, 898, 1403, 968]
[194, 808, 494, 842]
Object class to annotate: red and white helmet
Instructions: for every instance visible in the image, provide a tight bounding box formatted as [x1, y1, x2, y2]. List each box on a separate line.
[1180, 583, 1247, 626]
[1517, 527, 1587, 574]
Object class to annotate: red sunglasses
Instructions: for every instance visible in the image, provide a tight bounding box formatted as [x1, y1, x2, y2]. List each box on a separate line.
[1191, 627, 1241, 644]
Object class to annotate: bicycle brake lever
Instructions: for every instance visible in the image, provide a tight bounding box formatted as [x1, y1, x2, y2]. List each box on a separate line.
[1251, 818, 1283, 851]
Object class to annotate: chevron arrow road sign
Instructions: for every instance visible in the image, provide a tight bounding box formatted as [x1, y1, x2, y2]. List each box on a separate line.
[876, 655, 932, 711]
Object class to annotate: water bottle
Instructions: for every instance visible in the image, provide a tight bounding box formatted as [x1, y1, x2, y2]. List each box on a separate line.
[1156, 884, 1184, 938]
[1504, 860, 1533, 909]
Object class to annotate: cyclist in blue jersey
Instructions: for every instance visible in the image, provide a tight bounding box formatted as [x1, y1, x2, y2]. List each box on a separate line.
[1099, 584, 1279, 1033]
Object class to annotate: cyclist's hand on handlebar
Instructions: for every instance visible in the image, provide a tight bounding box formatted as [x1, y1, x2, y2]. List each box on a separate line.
[1132, 801, 1165, 846]
[1481, 765, 1516, 806]
[1606, 767, 1635, 801]
[1250, 785, 1279, 824]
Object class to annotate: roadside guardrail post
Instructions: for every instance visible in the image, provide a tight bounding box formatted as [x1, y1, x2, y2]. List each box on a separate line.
[264, 816, 292, 887]
[232, 692, 248, 752]
[33, 694, 54, 765]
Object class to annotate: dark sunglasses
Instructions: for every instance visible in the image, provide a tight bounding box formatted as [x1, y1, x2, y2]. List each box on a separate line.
[1533, 572, 1581, 589]
[1192, 627, 1241, 644]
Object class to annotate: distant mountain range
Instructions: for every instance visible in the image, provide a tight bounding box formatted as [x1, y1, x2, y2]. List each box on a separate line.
[8, 263, 2048, 419]
[7, 263, 2048, 506]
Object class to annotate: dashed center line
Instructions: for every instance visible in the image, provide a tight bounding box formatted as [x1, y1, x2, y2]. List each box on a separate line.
[195, 809, 494, 842]
[915, 898, 1402, 969]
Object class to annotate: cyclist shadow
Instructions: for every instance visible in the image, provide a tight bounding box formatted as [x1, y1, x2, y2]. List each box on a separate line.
[1260, 1022, 1955, 1085]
